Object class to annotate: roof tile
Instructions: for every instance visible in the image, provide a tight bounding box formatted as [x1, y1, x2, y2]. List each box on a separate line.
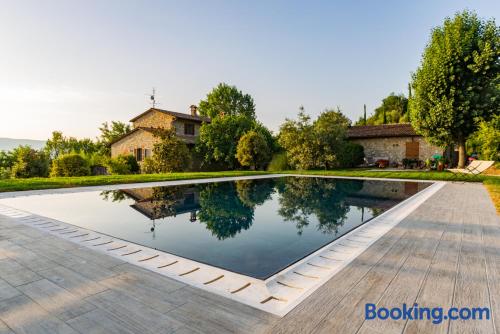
[346, 123, 419, 139]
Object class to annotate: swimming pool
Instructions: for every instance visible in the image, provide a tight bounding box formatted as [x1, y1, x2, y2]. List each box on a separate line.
[0, 176, 431, 279]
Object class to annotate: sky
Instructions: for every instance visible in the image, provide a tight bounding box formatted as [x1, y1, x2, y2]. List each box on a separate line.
[0, 0, 499, 140]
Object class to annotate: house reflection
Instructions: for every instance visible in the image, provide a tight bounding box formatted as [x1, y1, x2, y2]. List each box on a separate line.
[119, 186, 201, 225]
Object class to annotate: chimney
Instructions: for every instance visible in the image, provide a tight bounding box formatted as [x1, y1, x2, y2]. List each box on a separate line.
[190, 105, 198, 116]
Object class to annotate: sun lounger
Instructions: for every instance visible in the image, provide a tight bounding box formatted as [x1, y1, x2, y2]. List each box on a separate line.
[447, 160, 495, 179]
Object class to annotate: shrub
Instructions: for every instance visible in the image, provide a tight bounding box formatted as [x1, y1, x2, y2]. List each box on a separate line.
[104, 155, 140, 175]
[80, 152, 109, 175]
[236, 130, 271, 170]
[267, 152, 289, 171]
[141, 157, 158, 174]
[50, 154, 90, 177]
[11, 146, 49, 178]
[150, 128, 191, 172]
[0, 167, 11, 179]
[118, 154, 140, 173]
[467, 115, 500, 161]
[337, 142, 365, 168]
[105, 158, 129, 174]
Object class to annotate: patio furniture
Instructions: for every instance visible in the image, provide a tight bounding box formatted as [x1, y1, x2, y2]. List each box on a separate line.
[447, 160, 495, 179]
[371, 156, 389, 168]
[362, 157, 377, 167]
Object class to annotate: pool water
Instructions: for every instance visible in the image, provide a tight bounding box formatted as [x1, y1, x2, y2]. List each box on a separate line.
[0, 177, 430, 279]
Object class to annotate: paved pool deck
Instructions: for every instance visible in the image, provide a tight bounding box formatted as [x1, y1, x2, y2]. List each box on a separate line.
[0, 182, 498, 333]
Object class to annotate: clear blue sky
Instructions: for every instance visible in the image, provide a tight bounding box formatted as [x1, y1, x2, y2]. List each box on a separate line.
[1, 0, 498, 139]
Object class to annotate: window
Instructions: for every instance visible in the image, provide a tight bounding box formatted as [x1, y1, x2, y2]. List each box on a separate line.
[144, 149, 151, 158]
[184, 123, 195, 136]
[135, 148, 143, 162]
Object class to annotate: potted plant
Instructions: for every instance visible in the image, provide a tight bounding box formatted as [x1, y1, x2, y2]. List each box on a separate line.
[437, 157, 445, 171]
[424, 158, 432, 170]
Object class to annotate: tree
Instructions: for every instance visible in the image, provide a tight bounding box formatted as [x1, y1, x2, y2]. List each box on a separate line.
[336, 142, 365, 168]
[355, 93, 408, 125]
[278, 107, 318, 169]
[313, 108, 352, 169]
[236, 131, 271, 170]
[409, 10, 499, 168]
[467, 115, 500, 161]
[198, 83, 256, 119]
[11, 146, 49, 178]
[196, 115, 254, 169]
[254, 121, 279, 153]
[278, 107, 357, 169]
[44, 131, 100, 159]
[44, 131, 70, 159]
[98, 121, 132, 155]
[0, 151, 15, 170]
[149, 128, 191, 173]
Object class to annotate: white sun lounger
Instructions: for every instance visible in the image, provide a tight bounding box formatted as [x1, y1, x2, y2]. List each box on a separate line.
[447, 160, 495, 179]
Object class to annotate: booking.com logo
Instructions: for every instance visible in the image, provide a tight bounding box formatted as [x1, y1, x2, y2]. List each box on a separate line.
[365, 303, 490, 325]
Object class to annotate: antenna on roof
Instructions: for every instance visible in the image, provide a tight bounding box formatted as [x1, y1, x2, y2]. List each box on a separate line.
[150, 88, 156, 108]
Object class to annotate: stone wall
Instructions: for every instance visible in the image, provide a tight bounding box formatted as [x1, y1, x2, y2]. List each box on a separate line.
[350, 136, 443, 163]
[133, 110, 174, 128]
[111, 129, 159, 158]
[172, 119, 201, 137]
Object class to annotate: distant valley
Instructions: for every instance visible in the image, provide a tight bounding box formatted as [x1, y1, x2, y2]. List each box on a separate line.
[0, 138, 46, 151]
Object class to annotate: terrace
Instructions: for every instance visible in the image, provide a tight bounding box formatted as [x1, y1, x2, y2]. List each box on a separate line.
[0, 177, 498, 333]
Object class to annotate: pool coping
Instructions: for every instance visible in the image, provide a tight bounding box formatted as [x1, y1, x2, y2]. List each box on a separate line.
[0, 173, 442, 199]
[0, 175, 446, 316]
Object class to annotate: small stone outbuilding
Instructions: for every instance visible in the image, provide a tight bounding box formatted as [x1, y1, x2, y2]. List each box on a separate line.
[346, 123, 443, 164]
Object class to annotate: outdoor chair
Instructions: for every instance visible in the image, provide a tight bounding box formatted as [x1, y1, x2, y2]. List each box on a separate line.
[447, 160, 495, 180]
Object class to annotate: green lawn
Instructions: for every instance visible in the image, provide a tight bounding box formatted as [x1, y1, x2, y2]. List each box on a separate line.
[484, 177, 500, 214]
[0, 168, 497, 193]
[0, 171, 269, 192]
[279, 169, 491, 182]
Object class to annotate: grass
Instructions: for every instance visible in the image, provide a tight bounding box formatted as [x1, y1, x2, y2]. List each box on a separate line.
[0, 171, 269, 192]
[484, 177, 500, 214]
[279, 169, 493, 182]
[0, 168, 498, 196]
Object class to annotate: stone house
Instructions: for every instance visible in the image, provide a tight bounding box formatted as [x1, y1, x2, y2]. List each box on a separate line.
[110, 105, 210, 162]
[346, 123, 443, 164]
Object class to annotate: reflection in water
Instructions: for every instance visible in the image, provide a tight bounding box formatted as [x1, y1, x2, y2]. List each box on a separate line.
[276, 177, 363, 235]
[100, 177, 427, 240]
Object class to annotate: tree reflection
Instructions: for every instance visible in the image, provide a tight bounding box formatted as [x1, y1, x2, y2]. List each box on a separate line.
[100, 190, 128, 202]
[276, 177, 364, 235]
[236, 178, 275, 207]
[197, 179, 274, 240]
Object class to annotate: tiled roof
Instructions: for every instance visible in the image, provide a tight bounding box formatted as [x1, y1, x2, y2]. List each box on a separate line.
[109, 127, 198, 146]
[346, 123, 419, 139]
[130, 108, 211, 123]
[108, 127, 154, 146]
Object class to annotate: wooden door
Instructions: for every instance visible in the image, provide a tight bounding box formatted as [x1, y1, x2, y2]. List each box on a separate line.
[405, 142, 419, 159]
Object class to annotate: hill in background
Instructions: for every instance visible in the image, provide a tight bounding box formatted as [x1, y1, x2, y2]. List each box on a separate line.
[0, 138, 46, 151]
